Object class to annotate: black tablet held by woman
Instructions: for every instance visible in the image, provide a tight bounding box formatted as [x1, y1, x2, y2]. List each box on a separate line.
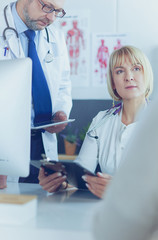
[31, 159, 95, 190]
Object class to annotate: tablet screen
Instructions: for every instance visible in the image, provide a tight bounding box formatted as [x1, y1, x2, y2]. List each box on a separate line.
[31, 119, 75, 130]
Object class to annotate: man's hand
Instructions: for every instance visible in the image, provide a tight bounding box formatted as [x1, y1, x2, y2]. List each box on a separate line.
[82, 172, 112, 198]
[44, 111, 68, 134]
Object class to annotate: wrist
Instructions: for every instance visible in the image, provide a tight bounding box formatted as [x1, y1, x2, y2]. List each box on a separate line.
[0, 175, 7, 189]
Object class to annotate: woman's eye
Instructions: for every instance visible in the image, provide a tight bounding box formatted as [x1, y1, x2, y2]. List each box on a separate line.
[134, 66, 141, 71]
[116, 70, 123, 74]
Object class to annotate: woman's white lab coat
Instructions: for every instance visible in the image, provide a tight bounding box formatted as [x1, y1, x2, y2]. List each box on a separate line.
[75, 106, 137, 175]
[0, 4, 72, 160]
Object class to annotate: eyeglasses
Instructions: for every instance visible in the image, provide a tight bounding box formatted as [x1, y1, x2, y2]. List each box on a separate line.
[38, 0, 66, 18]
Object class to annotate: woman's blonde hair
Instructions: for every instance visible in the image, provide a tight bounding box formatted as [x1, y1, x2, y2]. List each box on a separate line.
[107, 45, 153, 101]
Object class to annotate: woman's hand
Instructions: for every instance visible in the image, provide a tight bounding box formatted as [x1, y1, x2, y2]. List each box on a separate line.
[38, 168, 67, 193]
[0, 175, 7, 189]
[82, 172, 112, 198]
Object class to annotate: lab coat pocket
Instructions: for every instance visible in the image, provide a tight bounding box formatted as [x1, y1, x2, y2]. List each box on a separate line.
[0, 45, 10, 59]
[0, 37, 10, 59]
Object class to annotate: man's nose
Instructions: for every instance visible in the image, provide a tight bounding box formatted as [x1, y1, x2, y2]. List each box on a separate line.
[46, 11, 56, 22]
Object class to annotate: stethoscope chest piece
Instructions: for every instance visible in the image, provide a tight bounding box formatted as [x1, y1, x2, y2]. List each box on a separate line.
[44, 50, 54, 63]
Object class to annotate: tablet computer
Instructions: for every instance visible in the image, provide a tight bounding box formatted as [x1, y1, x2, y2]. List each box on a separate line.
[31, 160, 95, 190]
[31, 119, 75, 130]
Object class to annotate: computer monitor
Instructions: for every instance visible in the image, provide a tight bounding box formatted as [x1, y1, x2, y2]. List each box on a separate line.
[0, 58, 32, 177]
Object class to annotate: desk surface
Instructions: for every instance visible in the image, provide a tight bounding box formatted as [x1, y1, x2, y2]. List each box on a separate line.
[0, 183, 100, 240]
[58, 154, 77, 160]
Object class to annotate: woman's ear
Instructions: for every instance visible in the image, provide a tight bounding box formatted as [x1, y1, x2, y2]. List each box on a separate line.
[112, 81, 115, 90]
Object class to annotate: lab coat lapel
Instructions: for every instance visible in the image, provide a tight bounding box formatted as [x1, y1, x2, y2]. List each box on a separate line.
[38, 28, 55, 62]
[38, 29, 49, 62]
[3, 4, 25, 58]
[8, 34, 24, 58]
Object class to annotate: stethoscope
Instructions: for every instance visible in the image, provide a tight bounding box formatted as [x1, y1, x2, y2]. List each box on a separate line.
[87, 103, 122, 140]
[3, 5, 54, 63]
[3, 6, 18, 40]
[87, 99, 148, 140]
[44, 28, 54, 63]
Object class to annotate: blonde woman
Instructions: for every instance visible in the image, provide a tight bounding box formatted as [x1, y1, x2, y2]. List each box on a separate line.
[39, 46, 153, 198]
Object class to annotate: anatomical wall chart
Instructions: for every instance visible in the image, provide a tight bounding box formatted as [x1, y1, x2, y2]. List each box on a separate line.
[58, 10, 90, 87]
[92, 33, 127, 89]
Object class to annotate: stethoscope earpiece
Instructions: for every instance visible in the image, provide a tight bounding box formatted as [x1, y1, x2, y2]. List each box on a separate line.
[87, 132, 99, 139]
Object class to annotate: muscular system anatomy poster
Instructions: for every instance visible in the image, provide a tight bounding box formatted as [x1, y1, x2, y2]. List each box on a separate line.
[92, 33, 127, 87]
[58, 10, 90, 87]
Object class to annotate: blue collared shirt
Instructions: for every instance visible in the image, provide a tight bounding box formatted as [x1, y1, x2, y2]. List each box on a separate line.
[11, 2, 41, 124]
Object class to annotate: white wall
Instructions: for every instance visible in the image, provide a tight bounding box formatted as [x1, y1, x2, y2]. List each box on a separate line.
[118, 0, 158, 99]
[2, 0, 158, 99]
[64, 0, 158, 99]
[64, 0, 117, 99]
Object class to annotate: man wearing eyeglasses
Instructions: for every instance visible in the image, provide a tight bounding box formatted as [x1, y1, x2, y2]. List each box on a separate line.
[0, 0, 72, 186]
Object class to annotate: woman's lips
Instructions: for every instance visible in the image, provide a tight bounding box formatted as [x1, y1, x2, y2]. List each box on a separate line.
[125, 86, 137, 89]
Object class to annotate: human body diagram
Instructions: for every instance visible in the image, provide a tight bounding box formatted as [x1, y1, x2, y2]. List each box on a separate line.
[66, 20, 85, 75]
[95, 39, 109, 81]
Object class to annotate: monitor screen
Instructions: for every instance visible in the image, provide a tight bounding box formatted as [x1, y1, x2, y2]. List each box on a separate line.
[0, 58, 32, 177]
